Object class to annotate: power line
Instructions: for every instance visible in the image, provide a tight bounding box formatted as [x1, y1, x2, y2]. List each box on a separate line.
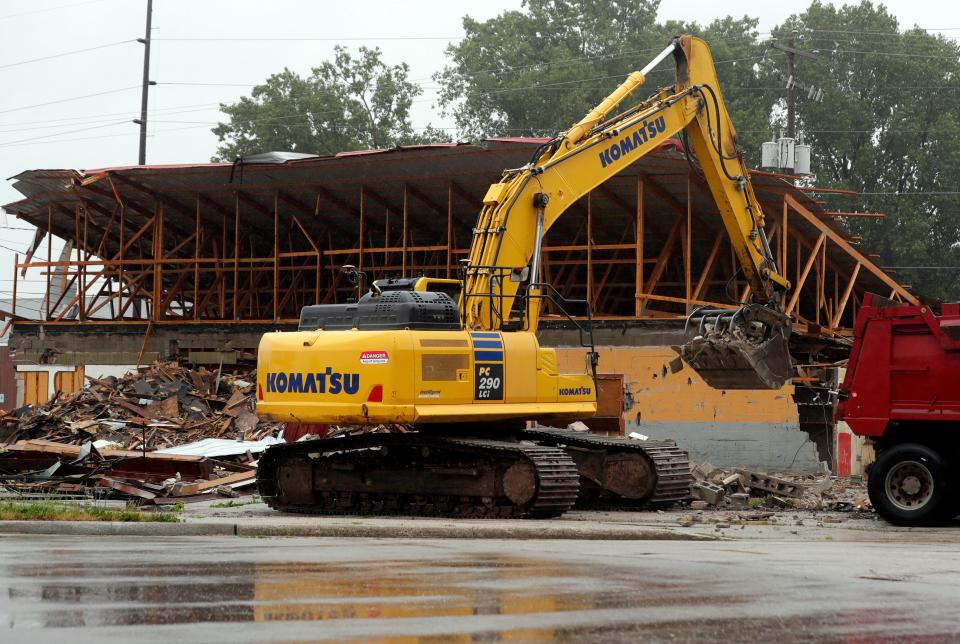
[0, 120, 130, 148]
[0, 128, 151, 148]
[411, 34, 774, 84]
[741, 129, 952, 133]
[0, 39, 134, 70]
[2, 70, 674, 147]
[2, 74, 949, 140]
[1, 35, 956, 149]
[0, 86, 139, 115]
[160, 82, 256, 88]
[802, 27, 960, 36]
[0, 103, 221, 130]
[0, 57, 920, 148]
[0, 0, 109, 20]
[1, 36, 948, 129]
[158, 53, 766, 95]
[823, 191, 960, 196]
[0, 46, 701, 128]
[0, 241, 29, 254]
[153, 36, 464, 42]
[828, 49, 960, 59]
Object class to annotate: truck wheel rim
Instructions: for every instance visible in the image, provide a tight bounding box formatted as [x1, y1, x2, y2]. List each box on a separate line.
[885, 460, 934, 512]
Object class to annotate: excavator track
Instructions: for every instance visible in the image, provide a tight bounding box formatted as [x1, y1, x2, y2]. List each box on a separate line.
[521, 427, 692, 508]
[257, 433, 580, 519]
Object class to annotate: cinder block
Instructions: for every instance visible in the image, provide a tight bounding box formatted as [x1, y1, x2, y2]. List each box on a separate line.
[722, 473, 747, 494]
[739, 470, 804, 498]
[693, 461, 722, 480]
[691, 481, 725, 506]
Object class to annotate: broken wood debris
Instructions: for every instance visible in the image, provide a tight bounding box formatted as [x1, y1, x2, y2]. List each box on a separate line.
[0, 362, 281, 504]
[7, 361, 280, 450]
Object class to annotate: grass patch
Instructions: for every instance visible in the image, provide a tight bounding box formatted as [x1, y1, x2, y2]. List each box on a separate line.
[209, 499, 257, 509]
[0, 501, 180, 523]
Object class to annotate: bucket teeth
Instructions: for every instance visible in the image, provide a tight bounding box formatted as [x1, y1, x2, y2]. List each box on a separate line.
[679, 304, 793, 390]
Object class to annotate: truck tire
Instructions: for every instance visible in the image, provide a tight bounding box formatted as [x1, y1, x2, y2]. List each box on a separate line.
[868, 443, 953, 526]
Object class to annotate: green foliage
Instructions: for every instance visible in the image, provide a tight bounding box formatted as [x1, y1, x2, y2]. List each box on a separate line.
[435, 1, 770, 160]
[213, 46, 447, 160]
[209, 499, 258, 508]
[0, 501, 180, 522]
[771, 2, 960, 300]
[435, 1, 662, 139]
[436, 0, 960, 300]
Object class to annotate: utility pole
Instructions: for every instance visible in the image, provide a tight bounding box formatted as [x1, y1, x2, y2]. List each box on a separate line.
[134, 0, 154, 165]
[762, 36, 824, 176]
[786, 37, 795, 138]
[771, 35, 818, 139]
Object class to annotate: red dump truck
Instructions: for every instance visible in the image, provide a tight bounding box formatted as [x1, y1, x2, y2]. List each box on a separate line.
[839, 293, 960, 525]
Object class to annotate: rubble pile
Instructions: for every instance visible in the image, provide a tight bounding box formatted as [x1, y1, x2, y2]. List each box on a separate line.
[6, 362, 277, 449]
[689, 462, 872, 513]
[0, 362, 283, 505]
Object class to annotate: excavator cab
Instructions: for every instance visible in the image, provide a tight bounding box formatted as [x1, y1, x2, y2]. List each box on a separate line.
[678, 304, 793, 390]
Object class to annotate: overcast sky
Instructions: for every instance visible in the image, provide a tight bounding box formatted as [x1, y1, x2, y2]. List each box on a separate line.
[0, 0, 955, 300]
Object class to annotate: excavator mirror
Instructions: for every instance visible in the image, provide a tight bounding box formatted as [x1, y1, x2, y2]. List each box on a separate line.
[340, 264, 359, 285]
[340, 264, 373, 300]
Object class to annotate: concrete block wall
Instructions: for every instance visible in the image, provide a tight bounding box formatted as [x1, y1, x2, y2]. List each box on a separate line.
[553, 344, 824, 473]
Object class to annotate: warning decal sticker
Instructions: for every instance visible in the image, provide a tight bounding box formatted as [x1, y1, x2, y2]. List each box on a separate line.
[360, 351, 389, 365]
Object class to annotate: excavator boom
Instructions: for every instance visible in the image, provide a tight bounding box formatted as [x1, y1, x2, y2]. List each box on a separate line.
[463, 36, 792, 389]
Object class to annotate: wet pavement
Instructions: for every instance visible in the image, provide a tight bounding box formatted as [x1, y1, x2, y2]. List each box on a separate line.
[2, 535, 960, 642]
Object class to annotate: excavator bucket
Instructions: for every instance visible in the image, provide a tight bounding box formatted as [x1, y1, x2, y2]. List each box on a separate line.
[675, 305, 793, 390]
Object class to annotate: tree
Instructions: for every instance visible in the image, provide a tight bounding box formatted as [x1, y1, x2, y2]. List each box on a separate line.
[435, 1, 663, 140]
[213, 46, 446, 160]
[437, 0, 960, 300]
[435, 0, 772, 162]
[771, 2, 960, 300]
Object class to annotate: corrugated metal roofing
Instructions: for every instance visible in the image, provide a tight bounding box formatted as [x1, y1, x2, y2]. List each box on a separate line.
[1, 138, 904, 321]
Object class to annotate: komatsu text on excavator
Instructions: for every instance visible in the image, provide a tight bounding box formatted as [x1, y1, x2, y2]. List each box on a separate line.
[255, 36, 793, 518]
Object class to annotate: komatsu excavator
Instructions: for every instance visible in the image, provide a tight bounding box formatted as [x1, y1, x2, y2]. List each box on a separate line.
[255, 35, 793, 518]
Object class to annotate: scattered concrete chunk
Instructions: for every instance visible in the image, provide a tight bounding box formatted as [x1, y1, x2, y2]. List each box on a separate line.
[691, 481, 725, 506]
[722, 473, 747, 494]
[740, 470, 805, 499]
[813, 478, 835, 494]
[692, 462, 722, 482]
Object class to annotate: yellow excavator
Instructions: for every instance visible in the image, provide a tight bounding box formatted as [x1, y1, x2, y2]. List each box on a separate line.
[255, 36, 793, 518]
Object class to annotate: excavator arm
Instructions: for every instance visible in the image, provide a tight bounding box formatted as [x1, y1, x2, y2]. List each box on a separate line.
[463, 36, 793, 389]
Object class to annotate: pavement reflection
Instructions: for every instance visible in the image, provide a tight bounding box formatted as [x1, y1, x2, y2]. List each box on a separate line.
[1, 535, 957, 643]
